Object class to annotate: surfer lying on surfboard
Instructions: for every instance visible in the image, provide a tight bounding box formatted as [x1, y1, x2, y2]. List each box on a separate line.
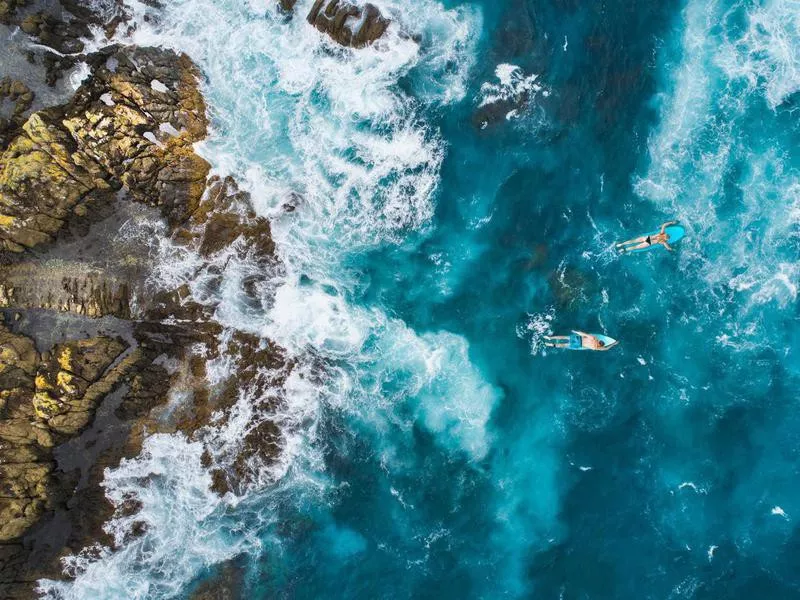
[544, 331, 618, 351]
[616, 220, 678, 253]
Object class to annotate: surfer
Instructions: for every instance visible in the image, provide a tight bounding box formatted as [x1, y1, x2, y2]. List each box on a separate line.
[616, 220, 678, 253]
[544, 331, 618, 351]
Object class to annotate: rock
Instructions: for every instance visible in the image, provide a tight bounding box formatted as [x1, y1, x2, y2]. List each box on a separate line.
[0, 77, 35, 148]
[0, 45, 210, 255]
[0, 261, 132, 318]
[0, 41, 294, 598]
[18, 11, 88, 54]
[33, 336, 126, 435]
[307, 0, 389, 48]
[178, 175, 277, 260]
[278, 0, 297, 11]
[0, 0, 26, 25]
[496, 0, 536, 57]
[548, 266, 598, 309]
[0, 321, 138, 545]
[189, 561, 245, 600]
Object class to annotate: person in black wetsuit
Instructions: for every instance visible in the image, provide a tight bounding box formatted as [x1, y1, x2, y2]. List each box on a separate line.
[617, 220, 678, 253]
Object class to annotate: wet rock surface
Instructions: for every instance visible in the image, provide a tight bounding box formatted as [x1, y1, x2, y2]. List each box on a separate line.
[307, 0, 390, 48]
[0, 78, 34, 149]
[0, 44, 210, 255]
[0, 19, 294, 598]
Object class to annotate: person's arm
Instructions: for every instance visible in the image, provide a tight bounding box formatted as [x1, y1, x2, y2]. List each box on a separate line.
[663, 241, 673, 251]
[660, 220, 678, 233]
[601, 340, 619, 351]
[572, 330, 588, 338]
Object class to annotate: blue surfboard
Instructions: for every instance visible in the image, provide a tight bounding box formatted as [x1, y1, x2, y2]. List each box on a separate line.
[568, 333, 618, 351]
[548, 333, 619, 351]
[619, 224, 685, 254]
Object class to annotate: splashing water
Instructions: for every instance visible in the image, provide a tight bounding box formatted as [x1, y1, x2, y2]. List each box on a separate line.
[38, 0, 800, 598]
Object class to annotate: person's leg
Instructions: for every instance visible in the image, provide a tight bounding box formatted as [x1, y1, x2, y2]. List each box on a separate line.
[547, 341, 568, 348]
[544, 336, 568, 348]
[616, 236, 647, 247]
[622, 241, 650, 252]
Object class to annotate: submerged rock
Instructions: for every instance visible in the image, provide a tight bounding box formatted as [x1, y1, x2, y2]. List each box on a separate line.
[307, 0, 390, 48]
[473, 65, 546, 130]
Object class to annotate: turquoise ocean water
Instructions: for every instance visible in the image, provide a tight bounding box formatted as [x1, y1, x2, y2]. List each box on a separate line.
[41, 0, 800, 598]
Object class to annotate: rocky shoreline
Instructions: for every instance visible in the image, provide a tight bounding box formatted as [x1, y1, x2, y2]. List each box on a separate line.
[0, 0, 400, 594]
[0, 1, 312, 597]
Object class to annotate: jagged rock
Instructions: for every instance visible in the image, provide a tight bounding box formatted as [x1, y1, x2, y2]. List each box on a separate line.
[278, 0, 297, 11]
[174, 175, 277, 260]
[0, 0, 26, 24]
[0, 78, 35, 149]
[189, 561, 245, 600]
[0, 46, 210, 254]
[33, 336, 126, 435]
[0, 261, 131, 318]
[19, 11, 90, 54]
[307, 0, 389, 48]
[0, 41, 292, 597]
[0, 321, 142, 545]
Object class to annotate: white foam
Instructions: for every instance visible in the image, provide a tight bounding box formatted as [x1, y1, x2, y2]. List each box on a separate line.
[45, 0, 497, 594]
[516, 308, 556, 356]
[771, 505, 789, 519]
[634, 1, 800, 317]
[38, 435, 250, 599]
[266, 283, 499, 460]
[714, 2, 800, 110]
[677, 481, 707, 494]
[707, 545, 718, 561]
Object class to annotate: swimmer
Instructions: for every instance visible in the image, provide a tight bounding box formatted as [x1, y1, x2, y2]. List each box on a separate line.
[616, 220, 678, 253]
[544, 331, 618, 351]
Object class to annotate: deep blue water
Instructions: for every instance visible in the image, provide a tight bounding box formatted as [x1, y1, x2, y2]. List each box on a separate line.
[40, 0, 800, 598]
[255, 1, 800, 598]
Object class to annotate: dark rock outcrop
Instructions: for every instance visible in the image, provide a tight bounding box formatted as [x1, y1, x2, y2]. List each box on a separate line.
[20, 11, 90, 54]
[0, 324, 129, 543]
[0, 13, 296, 600]
[0, 78, 34, 149]
[0, 261, 132, 318]
[307, 0, 390, 48]
[0, 45, 210, 254]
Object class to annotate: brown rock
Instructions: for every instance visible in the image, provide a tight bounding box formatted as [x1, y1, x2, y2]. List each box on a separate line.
[0, 261, 131, 318]
[0, 45, 210, 255]
[306, 0, 390, 48]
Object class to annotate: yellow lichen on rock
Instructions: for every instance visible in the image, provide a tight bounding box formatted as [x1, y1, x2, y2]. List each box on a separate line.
[56, 370, 79, 394]
[32, 390, 62, 420]
[34, 373, 52, 390]
[57, 346, 73, 372]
